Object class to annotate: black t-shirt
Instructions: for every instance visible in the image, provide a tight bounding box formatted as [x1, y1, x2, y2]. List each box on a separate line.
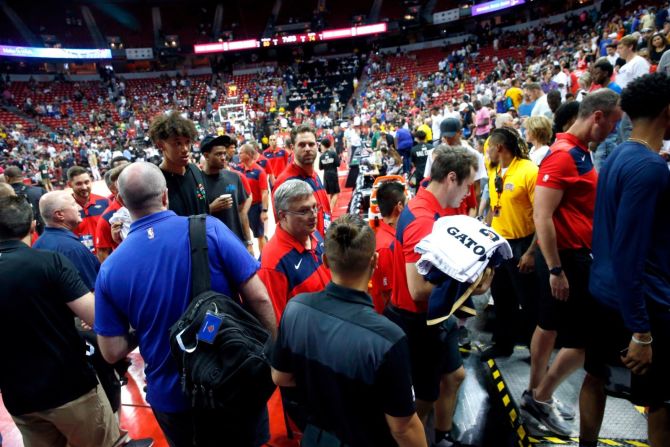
[0, 240, 97, 415]
[410, 142, 432, 178]
[161, 163, 209, 217]
[203, 170, 249, 242]
[319, 149, 340, 176]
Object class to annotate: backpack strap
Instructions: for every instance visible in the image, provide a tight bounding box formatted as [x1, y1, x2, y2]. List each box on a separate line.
[188, 215, 212, 298]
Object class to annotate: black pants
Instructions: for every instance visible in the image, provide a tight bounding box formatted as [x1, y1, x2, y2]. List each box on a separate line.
[490, 234, 539, 350]
[153, 405, 270, 447]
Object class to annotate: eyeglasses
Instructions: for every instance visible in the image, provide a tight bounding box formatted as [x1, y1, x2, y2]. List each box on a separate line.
[283, 205, 321, 217]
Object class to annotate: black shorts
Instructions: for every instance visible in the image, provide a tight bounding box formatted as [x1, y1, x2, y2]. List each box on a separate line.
[536, 248, 595, 348]
[323, 172, 340, 195]
[584, 299, 670, 407]
[384, 305, 462, 402]
[248, 203, 265, 238]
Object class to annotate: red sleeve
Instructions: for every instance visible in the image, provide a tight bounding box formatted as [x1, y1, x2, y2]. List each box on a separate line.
[374, 247, 394, 292]
[95, 217, 115, 250]
[258, 267, 289, 323]
[465, 184, 477, 210]
[259, 168, 268, 192]
[537, 151, 574, 190]
[264, 159, 274, 176]
[236, 172, 251, 195]
[402, 218, 434, 263]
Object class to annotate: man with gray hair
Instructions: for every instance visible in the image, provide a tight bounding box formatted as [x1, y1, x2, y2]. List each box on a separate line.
[35, 191, 100, 290]
[521, 89, 622, 436]
[95, 162, 276, 447]
[259, 179, 331, 321]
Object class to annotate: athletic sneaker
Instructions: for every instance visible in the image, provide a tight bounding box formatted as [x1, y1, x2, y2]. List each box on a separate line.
[551, 396, 576, 421]
[520, 391, 573, 436]
[521, 390, 575, 421]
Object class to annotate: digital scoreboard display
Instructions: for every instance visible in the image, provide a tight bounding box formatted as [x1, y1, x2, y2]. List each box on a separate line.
[0, 45, 112, 59]
[194, 22, 388, 54]
[471, 0, 526, 17]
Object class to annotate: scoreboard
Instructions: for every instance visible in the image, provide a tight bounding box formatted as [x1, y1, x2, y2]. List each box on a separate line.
[194, 23, 387, 54]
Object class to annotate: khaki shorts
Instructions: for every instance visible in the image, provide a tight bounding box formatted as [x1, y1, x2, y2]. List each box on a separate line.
[12, 384, 124, 447]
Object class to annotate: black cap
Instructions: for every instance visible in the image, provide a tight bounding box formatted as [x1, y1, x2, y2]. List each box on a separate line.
[199, 134, 235, 153]
[440, 118, 462, 138]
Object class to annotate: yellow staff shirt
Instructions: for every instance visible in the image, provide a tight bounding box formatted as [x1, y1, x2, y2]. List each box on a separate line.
[488, 157, 538, 240]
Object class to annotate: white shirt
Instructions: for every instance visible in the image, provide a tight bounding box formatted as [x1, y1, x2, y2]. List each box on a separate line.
[531, 94, 552, 119]
[424, 140, 486, 181]
[616, 56, 650, 89]
[529, 145, 550, 166]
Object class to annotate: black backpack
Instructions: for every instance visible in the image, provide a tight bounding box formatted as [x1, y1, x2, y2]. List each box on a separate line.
[168, 215, 276, 410]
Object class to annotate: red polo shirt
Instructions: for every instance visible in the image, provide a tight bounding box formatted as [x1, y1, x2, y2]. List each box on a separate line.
[263, 147, 290, 177]
[258, 226, 331, 321]
[255, 153, 274, 178]
[274, 163, 332, 237]
[536, 132, 597, 251]
[370, 220, 396, 314]
[391, 187, 452, 313]
[95, 198, 122, 251]
[233, 162, 267, 205]
[73, 193, 109, 253]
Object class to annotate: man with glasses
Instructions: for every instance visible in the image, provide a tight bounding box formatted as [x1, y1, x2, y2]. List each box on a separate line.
[273, 125, 332, 237]
[259, 179, 331, 322]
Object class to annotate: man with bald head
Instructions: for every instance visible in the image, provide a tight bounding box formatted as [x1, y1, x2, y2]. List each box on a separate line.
[95, 162, 277, 447]
[34, 191, 100, 290]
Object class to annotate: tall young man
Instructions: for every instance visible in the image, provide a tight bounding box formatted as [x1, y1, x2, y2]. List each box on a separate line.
[581, 73, 670, 447]
[149, 112, 208, 216]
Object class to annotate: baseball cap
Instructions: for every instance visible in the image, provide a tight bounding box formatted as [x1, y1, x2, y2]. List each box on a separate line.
[199, 134, 234, 153]
[440, 118, 462, 138]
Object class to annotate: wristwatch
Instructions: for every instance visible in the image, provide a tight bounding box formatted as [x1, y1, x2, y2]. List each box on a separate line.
[549, 266, 563, 276]
[246, 240, 254, 247]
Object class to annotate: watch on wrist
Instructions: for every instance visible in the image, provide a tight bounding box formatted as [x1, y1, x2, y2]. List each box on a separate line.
[246, 240, 254, 246]
[549, 266, 563, 276]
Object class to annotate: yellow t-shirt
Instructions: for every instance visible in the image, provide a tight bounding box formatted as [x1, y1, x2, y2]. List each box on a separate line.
[418, 124, 433, 143]
[488, 157, 537, 239]
[505, 87, 524, 110]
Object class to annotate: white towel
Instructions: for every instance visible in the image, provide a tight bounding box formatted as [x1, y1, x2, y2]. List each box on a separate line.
[415, 215, 512, 283]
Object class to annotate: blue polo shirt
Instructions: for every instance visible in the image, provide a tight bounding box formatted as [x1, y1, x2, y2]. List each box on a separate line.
[94, 210, 260, 412]
[590, 142, 670, 333]
[33, 227, 100, 291]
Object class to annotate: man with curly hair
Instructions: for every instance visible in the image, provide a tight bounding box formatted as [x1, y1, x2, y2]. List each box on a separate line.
[149, 111, 208, 216]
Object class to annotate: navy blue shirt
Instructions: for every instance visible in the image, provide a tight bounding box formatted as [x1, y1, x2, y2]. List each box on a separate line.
[33, 227, 100, 291]
[94, 211, 260, 412]
[590, 142, 670, 333]
[272, 282, 415, 446]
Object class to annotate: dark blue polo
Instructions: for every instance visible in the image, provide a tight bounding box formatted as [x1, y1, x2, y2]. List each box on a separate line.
[33, 227, 100, 291]
[271, 282, 415, 447]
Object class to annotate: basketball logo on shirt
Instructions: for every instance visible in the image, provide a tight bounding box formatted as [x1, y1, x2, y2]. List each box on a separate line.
[147, 227, 155, 239]
[543, 174, 550, 182]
